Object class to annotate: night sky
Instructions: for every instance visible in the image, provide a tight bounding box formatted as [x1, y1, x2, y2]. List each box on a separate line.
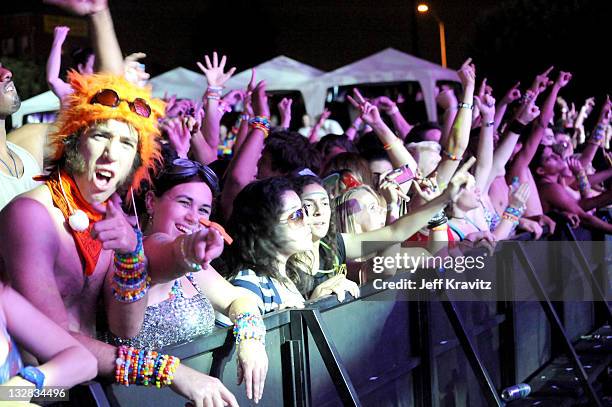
[2, 0, 610, 102]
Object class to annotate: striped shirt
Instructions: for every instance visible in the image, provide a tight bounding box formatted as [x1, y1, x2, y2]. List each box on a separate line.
[231, 269, 304, 314]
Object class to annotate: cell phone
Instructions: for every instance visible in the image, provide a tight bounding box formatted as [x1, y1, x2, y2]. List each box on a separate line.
[386, 165, 415, 185]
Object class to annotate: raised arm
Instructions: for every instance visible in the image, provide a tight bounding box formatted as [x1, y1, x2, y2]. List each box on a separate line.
[494, 81, 521, 131]
[46, 26, 74, 100]
[342, 158, 475, 259]
[220, 79, 269, 221]
[192, 52, 237, 164]
[436, 88, 459, 145]
[488, 92, 540, 189]
[348, 89, 417, 173]
[579, 96, 611, 169]
[309, 109, 330, 143]
[473, 94, 496, 192]
[373, 96, 412, 139]
[278, 97, 293, 130]
[44, 0, 124, 74]
[436, 58, 477, 185]
[513, 69, 569, 169]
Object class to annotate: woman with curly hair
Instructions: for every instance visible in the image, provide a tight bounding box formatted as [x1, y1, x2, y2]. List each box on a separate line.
[226, 177, 316, 312]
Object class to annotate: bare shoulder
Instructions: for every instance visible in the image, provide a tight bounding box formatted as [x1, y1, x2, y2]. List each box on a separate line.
[7, 123, 57, 168]
[0, 185, 56, 237]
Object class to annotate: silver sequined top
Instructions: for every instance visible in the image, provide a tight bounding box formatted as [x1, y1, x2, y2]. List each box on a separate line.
[104, 277, 215, 350]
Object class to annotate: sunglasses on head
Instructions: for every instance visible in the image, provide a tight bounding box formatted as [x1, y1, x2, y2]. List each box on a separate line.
[90, 89, 152, 118]
[162, 158, 220, 194]
[279, 208, 307, 228]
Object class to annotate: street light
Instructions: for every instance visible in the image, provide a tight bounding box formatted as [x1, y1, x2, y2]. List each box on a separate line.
[417, 3, 447, 68]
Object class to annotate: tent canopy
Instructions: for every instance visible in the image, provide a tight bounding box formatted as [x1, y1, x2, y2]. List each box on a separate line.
[149, 67, 206, 101]
[224, 55, 324, 92]
[301, 48, 459, 121]
[11, 90, 60, 128]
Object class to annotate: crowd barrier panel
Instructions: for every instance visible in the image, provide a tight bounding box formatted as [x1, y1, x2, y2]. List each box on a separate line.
[66, 221, 609, 406]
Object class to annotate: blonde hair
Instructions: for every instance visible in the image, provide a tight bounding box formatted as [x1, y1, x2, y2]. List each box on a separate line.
[334, 185, 385, 234]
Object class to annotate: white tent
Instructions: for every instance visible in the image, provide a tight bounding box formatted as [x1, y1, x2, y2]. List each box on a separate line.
[11, 90, 60, 128]
[301, 48, 459, 121]
[149, 67, 206, 101]
[224, 55, 324, 93]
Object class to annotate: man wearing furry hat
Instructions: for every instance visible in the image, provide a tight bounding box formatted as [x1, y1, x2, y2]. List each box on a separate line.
[0, 68, 239, 406]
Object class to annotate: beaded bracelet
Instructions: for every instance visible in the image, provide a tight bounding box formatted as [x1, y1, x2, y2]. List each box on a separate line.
[504, 206, 523, 218]
[115, 346, 180, 387]
[502, 212, 519, 224]
[113, 229, 149, 303]
[205, 86, 223, 100]
[249, 116, 271, 138]
[457, 102, 473, 110]
[233, 312, 266, 346]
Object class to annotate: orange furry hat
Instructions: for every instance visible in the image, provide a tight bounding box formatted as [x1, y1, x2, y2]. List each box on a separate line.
[49, 70, 165, 193]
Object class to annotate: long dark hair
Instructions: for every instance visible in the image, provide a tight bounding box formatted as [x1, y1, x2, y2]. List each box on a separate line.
[226, 177, 295, 282]
[287, 175, 340, 291]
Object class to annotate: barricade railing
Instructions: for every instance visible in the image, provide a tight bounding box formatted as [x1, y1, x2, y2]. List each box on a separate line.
[69, 219, 609, 407]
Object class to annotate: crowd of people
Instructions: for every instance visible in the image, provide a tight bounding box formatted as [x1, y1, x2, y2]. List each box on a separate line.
[0, 0, 610, 405]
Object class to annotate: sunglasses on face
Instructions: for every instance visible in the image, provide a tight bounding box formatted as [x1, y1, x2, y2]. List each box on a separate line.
[90, 89, 152, 118]
[279, 208, 308, 228]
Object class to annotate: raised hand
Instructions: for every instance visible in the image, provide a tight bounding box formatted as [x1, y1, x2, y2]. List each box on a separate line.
[252, 80, 270, 117]
[317, 108, 331, 125]
[348, 89, 383, 126]
[457, 58, 476, 90]
[92, 200, 138, 254]
[502, 81, 521, 105]
[123, 52, 149, 86]
[446, 157, 476, 202]
[163, 117, 192, 159]
[278, 97, 293, 128]
[584, 97, 596, 116]
[243, 69, 257, 116]
[530, 66, 554, 94]
[43, 0, 107, 15]
[435, 89, 458, 112]
[516, 94, 541, 124]
[236, 340, 269, 404]
[372, 96, 398, 114]
[222, 90, 244, 108]
[197, 52, 236, 88]
[477, 78, 492, 99]
[508, 182, 530, 210]
[53, 26, 70, 43]
[473, 94, 496, 121]
[554, 70, 572, 89]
